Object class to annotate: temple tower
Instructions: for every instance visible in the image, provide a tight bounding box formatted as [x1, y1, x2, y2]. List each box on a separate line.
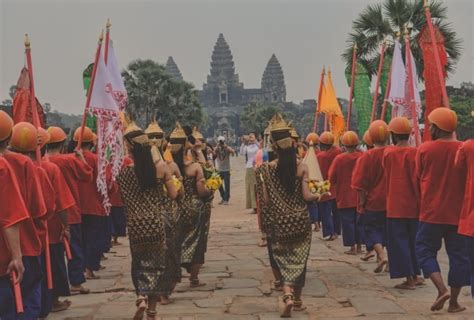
[261, 54, 286, 103]
[165, 56, 183, 81]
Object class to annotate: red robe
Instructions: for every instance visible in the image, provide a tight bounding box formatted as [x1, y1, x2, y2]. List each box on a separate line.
[416, 140, 464, 225]
[49, 154, 93, 224]
[328, 151, 362, 209]
[351, 147, 387, 212]
[317, 146, 342, 201]
[456, 140, 474, 236]
[382, 146, 419, 219]
[42, 161, 76, 244]
[77, 151, 107, 216]
[33, 165, 56, 249]
[3, 152, 46, 257]
[0, 158, 29, 276]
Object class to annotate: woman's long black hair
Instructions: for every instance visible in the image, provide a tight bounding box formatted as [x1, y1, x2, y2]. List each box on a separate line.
[170, 137, 187, 174]
[126, 131, 157, 191]
[272, 130, 297, 194]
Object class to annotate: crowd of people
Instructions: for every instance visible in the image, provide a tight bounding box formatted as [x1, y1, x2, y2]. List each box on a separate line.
[0, 106, 473, 319]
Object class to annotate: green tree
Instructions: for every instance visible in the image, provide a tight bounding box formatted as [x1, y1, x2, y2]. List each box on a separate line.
[450, 96, 474, 141]
[122, 59, 203, 132]
[240, 102, 281, 134]
[342, 0, 461, 80]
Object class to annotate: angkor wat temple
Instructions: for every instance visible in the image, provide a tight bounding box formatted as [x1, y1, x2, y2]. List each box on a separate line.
[166, 33, 287, 140]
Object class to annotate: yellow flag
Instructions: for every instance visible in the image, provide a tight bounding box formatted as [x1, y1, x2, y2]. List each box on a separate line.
[319, 70, 345, 143]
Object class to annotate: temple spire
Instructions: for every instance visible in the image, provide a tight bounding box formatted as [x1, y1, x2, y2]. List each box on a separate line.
[165, 56, 183, 81]
[207, 33, 240, 87]
[261, 54, 286, 102]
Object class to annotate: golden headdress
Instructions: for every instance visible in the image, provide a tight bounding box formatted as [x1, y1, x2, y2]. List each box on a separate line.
[170, 122, 186, 139]
[269, 113, 291, 133]
[145, 120, 164, 137]
[192, 127, 204, 140]
[169, 122, 187, 153]
[123, 114, 148, 146]
[288, 121, 299, 139]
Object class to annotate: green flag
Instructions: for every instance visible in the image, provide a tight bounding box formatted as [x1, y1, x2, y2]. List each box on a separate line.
[83, 63, 97, 133]
[346, 63, 372, 137]
[380, 56, 392, 123]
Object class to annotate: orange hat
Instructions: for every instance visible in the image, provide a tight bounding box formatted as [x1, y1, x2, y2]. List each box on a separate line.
[341, 131, 359, 147]
[47, 126, 67, 144]
[73, 127, 94, 143]
[10, 122, 38, 152]
[389, 117, 412, 135]
[428, 107, 458, 132]
[0, 110, 14, 141]
[368, 120, 389, 143]
[319, 131, 335, 145]
[37, 127, 50, 148]
[305, 132, 319, 145]
[363, 130, 373, 146]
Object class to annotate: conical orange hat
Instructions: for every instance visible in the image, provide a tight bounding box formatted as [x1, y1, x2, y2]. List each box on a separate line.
[37, 127, 50, 148]
[0, 110, 14, 141]
[10, 122, 38, 152]
[302, 143, 323, 181]
[368, 120, 389, 143]
[319, 131, 335, 145]
[306, 132, 319, 144]
[363, 130, 373, 146]
[389, 117, 412, 134]
[47, 126, 67, 144]
[428, 107, 457, 132]
[73, 127, 94, 142]
[341, 131, 359, 147]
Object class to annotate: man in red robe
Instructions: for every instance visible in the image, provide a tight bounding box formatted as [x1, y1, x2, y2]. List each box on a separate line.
[352, 120, 389, 273]
[382, 117, 421, 290]
[415, 107, 470, 313]
[455, 138, 474, 298]
[0, 111, 29, 319]
[317, 131, 342, 240]
[329, 131, 362, 255]
[2, 120, 47, 319]
[46, 126, 93, 295]
[74, 127, 109, 280]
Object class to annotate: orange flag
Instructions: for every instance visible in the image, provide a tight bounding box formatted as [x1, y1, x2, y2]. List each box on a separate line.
[319, 69, 345, 143]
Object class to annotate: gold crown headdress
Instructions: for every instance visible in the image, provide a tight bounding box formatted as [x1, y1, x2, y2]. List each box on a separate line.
[192, 127, 204, 140]
[288, 121, 299, 139]
[145, 120, 164, 136]
[170, 122, 187, 139]
[169, 122, 187, 152]
[123, 114, 142, 136]
[269, 113, 291, 133]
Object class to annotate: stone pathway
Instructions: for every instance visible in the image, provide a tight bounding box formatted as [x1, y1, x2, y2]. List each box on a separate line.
[49, 157, 473, 319]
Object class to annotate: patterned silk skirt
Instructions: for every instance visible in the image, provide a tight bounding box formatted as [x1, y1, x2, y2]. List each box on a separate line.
[271, 233, 312, 288]
[130, 241, 167, 296]
[181, 202, 211, 267]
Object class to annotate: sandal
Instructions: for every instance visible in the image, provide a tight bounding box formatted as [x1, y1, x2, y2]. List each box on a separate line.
[190, 279, 206, 288]
[279, 293, 294, 318]
[134, 296, 147, 320]
[51, 300, 71, 312]
[293, 299, 306, 312]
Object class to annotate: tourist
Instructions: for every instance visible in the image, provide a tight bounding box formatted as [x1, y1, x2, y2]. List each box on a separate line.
[382, 117, 422, 289]
[317, 131, 342, 240]
[214, 135, 235, 205]
[47, 126, 93, 295]
[255, 113, 318, 317]
[74, 127, 109, 280]
[169, 123, 213, 288]
[455, 137, 474, 298]
[38, 127, 76, 313]
[328, 131, 362, 255]
[117, 121, 178, 320]
[352, 120, 389, 273]
[0, 111, 28, 319]
[240, 133, 259, 213]
[415, 108, 469, 313]
[3, 121, 47, 319]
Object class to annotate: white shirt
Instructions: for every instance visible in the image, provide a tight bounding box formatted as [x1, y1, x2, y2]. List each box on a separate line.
[242, 143, 260, 168]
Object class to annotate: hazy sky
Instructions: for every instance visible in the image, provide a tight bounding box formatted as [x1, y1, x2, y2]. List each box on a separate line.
[1, 0, 472, 114]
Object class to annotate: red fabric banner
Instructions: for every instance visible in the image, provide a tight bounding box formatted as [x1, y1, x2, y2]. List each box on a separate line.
[12, 67, 46, 127]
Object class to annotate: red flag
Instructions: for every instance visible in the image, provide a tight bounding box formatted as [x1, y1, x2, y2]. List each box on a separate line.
[419, 26, 447, 141]
[12, 67, 46, 127]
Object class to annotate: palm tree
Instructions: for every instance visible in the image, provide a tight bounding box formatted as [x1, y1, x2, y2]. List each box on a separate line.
[342, 0, 462, 80]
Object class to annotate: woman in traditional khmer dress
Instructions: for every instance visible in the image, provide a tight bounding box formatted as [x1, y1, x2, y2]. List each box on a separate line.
[117, 122, 178, 320]
[255, 113, 318, 318]
[169, 123, 213, 287]
[145, 120, 183, 305]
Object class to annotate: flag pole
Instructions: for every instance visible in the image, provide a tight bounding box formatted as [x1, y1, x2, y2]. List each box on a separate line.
[404, 29, 421, 146]
[380, 36, 397, 121]
[77, 30, 104, 150]
[324, 69, 332, 132]
[347, 43, 357, 130]
[423, 0, 449, 108]
[24, 34, 53, 290]
[370, 40, 386, 123]
[104, 18, 111, 65]
[313, 67, 325, 133]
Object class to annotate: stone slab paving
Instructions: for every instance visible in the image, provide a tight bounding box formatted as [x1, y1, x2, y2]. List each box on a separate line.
[48, 157, 473, 319]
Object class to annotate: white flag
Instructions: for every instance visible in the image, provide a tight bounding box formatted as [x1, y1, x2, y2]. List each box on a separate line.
[106, 39, 127, 110]
[388, 40, 408, 117]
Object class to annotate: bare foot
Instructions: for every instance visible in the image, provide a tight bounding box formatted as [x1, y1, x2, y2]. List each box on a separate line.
[430, 291, 450, 312]
[159, 295, 174, 305]
[373, 260, 387, 273]
[447, 302, 466, 313]
[51, 300, 71, 312]
[360, 251, 375, 261]
[344, 249, 357, 255]
[394, 281, 416, 290]
[258, 239, 267, 247]
[415, 276, 425, 286]
[279, 295, 294, 318]
[134, 298, 147, 320]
